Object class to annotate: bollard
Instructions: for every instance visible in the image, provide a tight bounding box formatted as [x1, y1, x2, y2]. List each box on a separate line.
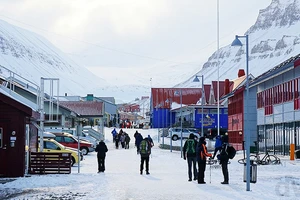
[290, 143, 295, 160]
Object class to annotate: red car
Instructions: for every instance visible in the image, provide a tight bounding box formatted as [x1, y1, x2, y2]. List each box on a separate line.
[50, 132, 94, 155]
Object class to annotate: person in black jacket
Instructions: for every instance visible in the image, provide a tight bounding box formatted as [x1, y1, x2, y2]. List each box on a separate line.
[219, 135, 229, 184]
[183, 133, 198, 181]
[95, 141, 108, 173]
[196, 136, 212, 184]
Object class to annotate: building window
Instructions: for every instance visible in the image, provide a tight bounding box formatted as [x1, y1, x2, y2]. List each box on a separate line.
[0, 128, 2, 148]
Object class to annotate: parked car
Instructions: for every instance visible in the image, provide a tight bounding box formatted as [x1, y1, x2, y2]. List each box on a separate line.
[39, 138, 83, 166]
[48, 132, 94, 155]
[159, 128, 169, 137]
[168, 128, 201, 141]
[81, 131, 100, 148]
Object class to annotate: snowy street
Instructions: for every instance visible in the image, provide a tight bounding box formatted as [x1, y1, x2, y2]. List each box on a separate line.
[1, 128, 300, 200]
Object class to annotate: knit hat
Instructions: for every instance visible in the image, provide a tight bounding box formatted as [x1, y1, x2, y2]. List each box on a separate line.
[222, 135, 229, 143]
[189, 133, 195, 139]
[199, 136, 206, 142]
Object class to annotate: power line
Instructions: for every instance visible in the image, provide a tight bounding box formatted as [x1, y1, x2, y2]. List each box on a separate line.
[0, 15, 206, 67]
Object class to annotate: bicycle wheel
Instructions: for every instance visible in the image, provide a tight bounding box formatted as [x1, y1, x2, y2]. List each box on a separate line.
[249, 155, 261, 165]
[238, 158, 246, 164]
[266, 155, 281, 165]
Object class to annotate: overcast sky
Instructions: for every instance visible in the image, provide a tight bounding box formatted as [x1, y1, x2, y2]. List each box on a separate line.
[0, 0, 272, 85]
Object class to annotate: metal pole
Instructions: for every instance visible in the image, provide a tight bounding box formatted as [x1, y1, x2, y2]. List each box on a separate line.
[201, 76, 204, 137]
[170, 99, 173, 152]
[180, 88, 183, 158]
[245, 35, 250, 191]
[217, 0, 220, 137]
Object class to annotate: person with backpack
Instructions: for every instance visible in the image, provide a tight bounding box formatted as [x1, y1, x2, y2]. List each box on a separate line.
[125, 133, 131, 149]
[196, 136, 212, 184]
[212, 135, 223, 159]
[95, 140, 108, 173]
[139, 137, 151, 175]
[219, 135, 230, 184]
[183, 133, 198, 181]
[111, 128, 117, 142]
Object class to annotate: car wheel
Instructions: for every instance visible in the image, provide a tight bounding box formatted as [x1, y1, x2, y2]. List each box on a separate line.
[172, 135, 178, 141]
[81, 147, 89, 155]
[71, 157, 75, 166]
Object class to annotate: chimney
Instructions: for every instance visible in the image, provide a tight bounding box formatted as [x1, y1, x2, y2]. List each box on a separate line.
[224, 79, 230, 95]
[238, 69, 245, 77]
[87, 94, 94, 101]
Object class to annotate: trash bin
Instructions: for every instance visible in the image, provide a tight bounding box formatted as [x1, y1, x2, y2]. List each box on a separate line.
[243, 160, 257, 183]
[296, 150, 300, 159]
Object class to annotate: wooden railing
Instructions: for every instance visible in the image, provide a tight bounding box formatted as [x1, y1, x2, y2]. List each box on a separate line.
[29, 152, 71, 174]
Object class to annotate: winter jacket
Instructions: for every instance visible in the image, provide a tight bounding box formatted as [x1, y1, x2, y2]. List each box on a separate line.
[196, 141, 212, 163]
[125, 135, 131, 143]
[215, 135, 222, 148]
[95, 141, 108, 158]
[135, 133, 143, 147]
[111, 129, 117, 136]
[140, 138, 151, 157]
[183, 139, 198, 158]
[219, 142, 229, 162]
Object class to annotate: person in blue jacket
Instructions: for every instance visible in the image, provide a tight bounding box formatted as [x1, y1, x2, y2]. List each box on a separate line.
[212, 135, 223, 159]
[111, 128, 117, 142]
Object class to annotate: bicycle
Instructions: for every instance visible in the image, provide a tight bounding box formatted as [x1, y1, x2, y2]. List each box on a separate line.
[237, 141, 281, 165]
[251, 152, 281, 165]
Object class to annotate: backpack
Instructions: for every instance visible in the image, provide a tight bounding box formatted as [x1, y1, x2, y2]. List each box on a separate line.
[186, 139, 196, 154]
[140, 140, 149, 155]
[226, 144, 236, 159]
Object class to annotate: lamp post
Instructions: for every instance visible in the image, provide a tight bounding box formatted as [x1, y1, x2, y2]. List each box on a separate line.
[217, 0, 220, 137]
[193, 75, 204, 138]
[174, 89, 183, 158]
[231, 34, 250, 191]
[165, 98, 173, 152]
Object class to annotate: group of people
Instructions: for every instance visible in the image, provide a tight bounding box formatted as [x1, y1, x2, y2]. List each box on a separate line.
[183, 133, 230, 184]
[111, 128, 131, 149]
[96, 128, 230, 183]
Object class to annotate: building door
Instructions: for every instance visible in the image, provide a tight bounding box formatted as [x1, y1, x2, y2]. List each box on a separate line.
[0, 121, 8, 176]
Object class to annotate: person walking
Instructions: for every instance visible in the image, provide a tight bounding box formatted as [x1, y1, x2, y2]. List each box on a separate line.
[183, 133, 198, 181]
[139, 137, 151, 175]
[196, 137, 212, 184]
[125, 133, 131, 149]
[95, 140, 108, 173]
[111, 128, 117, 142]
[219, 135, 230, 184]
[212, 135, 223, 159]
[134, 131, 143, 154]
[147, 135, 154, 147]
[120, 133, 126, 148]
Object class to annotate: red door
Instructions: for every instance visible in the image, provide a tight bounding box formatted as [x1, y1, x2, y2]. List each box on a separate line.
[0, 121, 8, 176]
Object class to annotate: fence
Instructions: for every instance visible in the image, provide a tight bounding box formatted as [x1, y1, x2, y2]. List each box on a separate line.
[29, 152, 71, 174]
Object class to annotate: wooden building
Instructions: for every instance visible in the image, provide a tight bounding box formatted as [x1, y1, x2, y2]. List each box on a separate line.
[0, 92, 37, 177]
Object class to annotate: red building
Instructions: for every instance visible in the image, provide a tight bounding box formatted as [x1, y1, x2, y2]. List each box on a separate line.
[0, 92, 38, 177]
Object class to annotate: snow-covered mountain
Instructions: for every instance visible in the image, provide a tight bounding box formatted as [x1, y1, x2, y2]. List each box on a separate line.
[177, 0, 300, 87]
[1, 0, 300, 103]
[0, 19, 149, 103]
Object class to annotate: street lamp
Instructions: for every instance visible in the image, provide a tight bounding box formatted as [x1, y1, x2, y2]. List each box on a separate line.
[174, 89, 183, 158]
[192, 75, 204, 138]
[165, 98, 173, 152]
[231, 34, 250, 191]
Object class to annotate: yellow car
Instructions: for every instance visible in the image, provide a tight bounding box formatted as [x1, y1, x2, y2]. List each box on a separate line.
[38, 138, 83, 166]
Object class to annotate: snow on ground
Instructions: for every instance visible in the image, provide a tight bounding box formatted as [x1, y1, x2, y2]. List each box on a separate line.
[1, 128, 300, 200]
